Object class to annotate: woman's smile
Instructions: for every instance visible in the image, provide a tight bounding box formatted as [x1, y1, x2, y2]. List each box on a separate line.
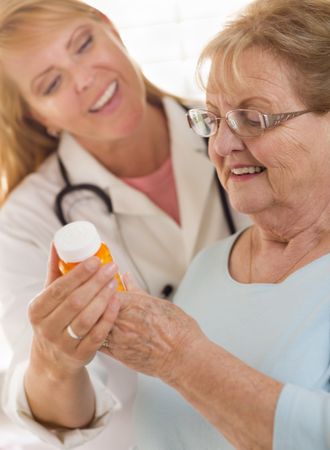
[229, 164, 266, 181]
[89, 79, 118, 113]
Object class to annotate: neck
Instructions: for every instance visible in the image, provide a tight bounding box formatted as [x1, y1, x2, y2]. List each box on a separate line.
[249, 196, 330, 242]
[75, 102, 170, 178]
[248, 221, 330, 284]
[230, 201, 330, 284]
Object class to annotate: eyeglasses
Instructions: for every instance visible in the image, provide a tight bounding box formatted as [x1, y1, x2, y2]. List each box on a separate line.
[186, 107, 323, 138]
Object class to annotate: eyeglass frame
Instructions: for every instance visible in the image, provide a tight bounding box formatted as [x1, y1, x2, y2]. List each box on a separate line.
[186, 107, 327, 138]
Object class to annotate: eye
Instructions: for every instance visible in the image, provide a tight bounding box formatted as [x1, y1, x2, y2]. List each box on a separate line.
[77, 35, 93, 54]
[238, 110, 261, 128]
[43, 75, 62, 96]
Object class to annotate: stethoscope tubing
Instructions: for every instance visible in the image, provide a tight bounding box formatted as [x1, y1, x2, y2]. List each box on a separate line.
[54, 154, 236, 297]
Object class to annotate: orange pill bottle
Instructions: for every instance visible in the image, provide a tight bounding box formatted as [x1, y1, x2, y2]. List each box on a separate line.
[53, 220, 125, 291]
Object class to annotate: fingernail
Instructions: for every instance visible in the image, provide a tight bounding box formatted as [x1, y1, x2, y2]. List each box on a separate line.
[108, 279, 118, 290]
[110, 296, 119, 311]
[84, 257, 100, 272]
[102, 263, 116, 276]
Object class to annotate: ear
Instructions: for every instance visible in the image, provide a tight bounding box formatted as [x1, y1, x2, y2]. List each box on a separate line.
[28, 107, 59, 131]
[27, 106, 48, 127]
[26, 108, 61, 137]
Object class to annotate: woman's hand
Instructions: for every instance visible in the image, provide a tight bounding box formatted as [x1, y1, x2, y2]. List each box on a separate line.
[24, 244, 121, 428]
[103, 278, 282, 450]
[28, 244, 121, 378]
[100, 275, 205, 383]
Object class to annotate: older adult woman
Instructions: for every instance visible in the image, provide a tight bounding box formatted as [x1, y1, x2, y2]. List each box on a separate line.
[0, 1, 248, 450]
[95, 0, 330, 449]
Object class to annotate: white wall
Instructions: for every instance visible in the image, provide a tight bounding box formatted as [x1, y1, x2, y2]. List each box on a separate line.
[87, 0, 250, 99]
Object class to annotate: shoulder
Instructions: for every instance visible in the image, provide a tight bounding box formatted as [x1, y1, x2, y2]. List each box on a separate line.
[4, 152, 60, 207]
[190, 233, 238, 270]
[0, 154, 62, 327]
[0, 153, 61, 247]
[175, 233, 238, 295]
[172, 235, 235, 308]
[177, 229, 247, 291]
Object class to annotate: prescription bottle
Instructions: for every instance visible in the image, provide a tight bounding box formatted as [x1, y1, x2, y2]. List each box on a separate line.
[54, 220, 125, 291]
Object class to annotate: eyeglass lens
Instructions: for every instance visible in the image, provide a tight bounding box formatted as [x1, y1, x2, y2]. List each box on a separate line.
[228, 110, 263, 137]
[188, 110, 215, 137]
[188, 109, 264, 137]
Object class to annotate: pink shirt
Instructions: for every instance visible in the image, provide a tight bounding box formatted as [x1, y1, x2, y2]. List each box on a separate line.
[121, 156, 180, 225]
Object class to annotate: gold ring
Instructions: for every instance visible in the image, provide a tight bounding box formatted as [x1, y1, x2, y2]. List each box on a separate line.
[101, 334, 111, 348]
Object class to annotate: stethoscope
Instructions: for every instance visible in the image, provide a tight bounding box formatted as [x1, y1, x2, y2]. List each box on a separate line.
[54, 155, 236, 298]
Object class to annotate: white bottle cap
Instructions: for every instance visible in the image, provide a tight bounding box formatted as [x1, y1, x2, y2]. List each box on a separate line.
[54, 221, 101, 263]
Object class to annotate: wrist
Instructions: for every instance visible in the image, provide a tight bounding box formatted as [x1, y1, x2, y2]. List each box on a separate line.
[161, 332, 211, 388]
[29, 338, 85, 383]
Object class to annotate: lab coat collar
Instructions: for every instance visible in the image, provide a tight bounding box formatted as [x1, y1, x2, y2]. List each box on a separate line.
[57, 131, 155, 214]
[57, 98, 215, 241]
[164, 98, 215, 261]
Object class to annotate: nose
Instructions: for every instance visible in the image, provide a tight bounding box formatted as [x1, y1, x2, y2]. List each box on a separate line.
[73, 65, 95, 93]
[211, 119, 245, 157]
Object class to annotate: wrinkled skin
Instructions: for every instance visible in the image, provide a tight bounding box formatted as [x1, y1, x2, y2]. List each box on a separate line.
[100, 277, 205, 382]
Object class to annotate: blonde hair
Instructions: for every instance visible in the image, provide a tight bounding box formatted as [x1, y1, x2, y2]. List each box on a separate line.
[198, 0, 330, 111]
[0, 0, 178, 205]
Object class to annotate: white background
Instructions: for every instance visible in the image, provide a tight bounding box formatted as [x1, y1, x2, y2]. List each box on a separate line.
[88, 0, 250, 99]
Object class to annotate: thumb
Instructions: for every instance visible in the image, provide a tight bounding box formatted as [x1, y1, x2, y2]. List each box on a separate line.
[122, 272, 144, 292]
[45, 243, 62, 287]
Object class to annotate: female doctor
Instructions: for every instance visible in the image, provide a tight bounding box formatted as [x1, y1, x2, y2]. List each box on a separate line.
[0, 1, 248, 449]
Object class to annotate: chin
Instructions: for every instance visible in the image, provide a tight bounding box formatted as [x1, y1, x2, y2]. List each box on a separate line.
[106, 108, 145, 139]
[229, 195, 264, 216]
[120, 103, 146, 133]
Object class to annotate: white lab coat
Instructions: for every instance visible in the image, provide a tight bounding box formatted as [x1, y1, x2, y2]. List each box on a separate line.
[0, 98, 249, 449]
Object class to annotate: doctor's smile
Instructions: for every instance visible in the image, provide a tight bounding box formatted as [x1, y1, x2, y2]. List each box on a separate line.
[89, 80, 119, 114]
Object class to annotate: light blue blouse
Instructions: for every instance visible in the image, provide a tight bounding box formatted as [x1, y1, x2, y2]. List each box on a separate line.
[134, 233, 330, 449]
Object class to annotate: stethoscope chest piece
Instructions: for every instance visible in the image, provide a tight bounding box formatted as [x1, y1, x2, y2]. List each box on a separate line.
[55, 157, 113, 226]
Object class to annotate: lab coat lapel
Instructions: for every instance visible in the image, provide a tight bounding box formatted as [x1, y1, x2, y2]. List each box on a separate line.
[58, 132, 163, 217]
[166, 99, 215, 263]
[58, 100, 216, 247]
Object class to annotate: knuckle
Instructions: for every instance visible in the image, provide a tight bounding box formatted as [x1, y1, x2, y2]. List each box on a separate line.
[27, 301, 39, 324]
[48, 281, 65, 302]
[42, 328, 54, 342]
[27, 291, 44, 324]
[79, 316, 92, 330]
[36, 325, 55, 344]
[89, 328, 106, 345]
[104, 312, 116, 327]
[67, 294, 84, 311]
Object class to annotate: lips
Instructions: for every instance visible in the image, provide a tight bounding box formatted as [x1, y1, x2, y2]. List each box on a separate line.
[89, 80, 118, 113]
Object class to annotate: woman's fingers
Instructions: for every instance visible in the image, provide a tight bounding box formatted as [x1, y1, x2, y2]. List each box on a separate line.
[29, 256, 101, 321]
[28, 262, 122, 373]
[32, 262, 119, 346]
[78, 293, 121, 357]
[61, 277, 118, 343]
